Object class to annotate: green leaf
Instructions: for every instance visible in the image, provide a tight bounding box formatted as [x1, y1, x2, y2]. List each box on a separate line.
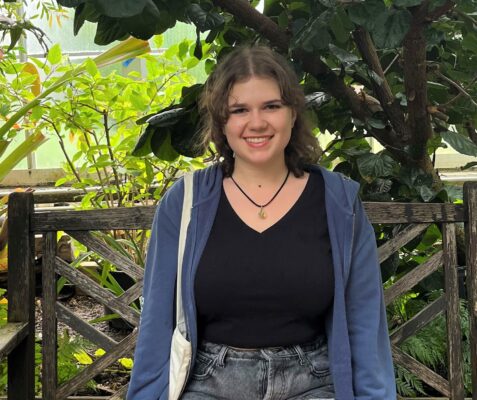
[330, 8, 353, 44]
[153, 34, 164, 48]
[47, 44, 62, 65]
[462, 161, 477, 170]
[92, 0, 150, 18]
[373, 9, 412, 49]
[84, 59, 98, 77]
[462, 33, 477, 54]
[194, 28, 203, 60]
[441, 130, 477, 157]
[132, 125, 154, 156]
[74, 2, 101, 35]
[153, 131, 179, 161]
[293, 17, 332, 51]
[329, 44, 359, 66]
[122, 3, 166, 40]
[368, 118, 386, 129]
[357, 152, 397, 180]
[7, 28, 23, 52]
[74, 3, 87, 35]
[94, 15, 129, 45]
[186, 4, 225, 32]
[348, 0, 386, 31]
[419, 185, 435, 202]
[393, 0, 422, 6]
[147, 108, 186, 127]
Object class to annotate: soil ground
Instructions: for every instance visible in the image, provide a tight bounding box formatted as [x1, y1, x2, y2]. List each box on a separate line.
[34, 293, 132, 396]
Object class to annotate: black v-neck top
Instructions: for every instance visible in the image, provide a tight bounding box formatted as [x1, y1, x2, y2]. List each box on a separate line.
[194, 171, 334, 348]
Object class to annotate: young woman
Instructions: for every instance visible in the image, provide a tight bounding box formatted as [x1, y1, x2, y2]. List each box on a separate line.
[127, 45, 396, 400]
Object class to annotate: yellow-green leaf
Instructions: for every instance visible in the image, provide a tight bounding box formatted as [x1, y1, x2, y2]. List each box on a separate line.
[119, 357, 133, 369]
[74, 350, 93, 365]
[84, 58, 99, 77]
[94, 348, 106, 357]
[47, 44, 62, 65]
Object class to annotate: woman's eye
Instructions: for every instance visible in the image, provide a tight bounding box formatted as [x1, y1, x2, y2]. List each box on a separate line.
[230, 108, 246, 114]
[265, 103, 281, 110]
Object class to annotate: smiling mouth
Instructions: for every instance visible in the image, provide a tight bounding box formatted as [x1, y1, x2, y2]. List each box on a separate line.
[244, 136, 273, 143]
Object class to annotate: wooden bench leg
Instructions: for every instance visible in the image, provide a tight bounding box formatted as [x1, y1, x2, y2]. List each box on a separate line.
[8, 192, 35, 400]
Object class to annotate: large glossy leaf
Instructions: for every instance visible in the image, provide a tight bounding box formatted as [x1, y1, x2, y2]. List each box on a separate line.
[147, 108, 186, 127]
[372, 9, 412, 49]
[122, 3, 163, 40]
[92, 0, 151, 18]
[152, 130, 179, 161]
[348, 0, 386, 31]
[357, 152, 397, 180]
[94, 15, 129, 45]
[293, 16, 332, 51]
[441, 130, 477, 157]
[170, 110, 203, 157]
[329, 44, 359, 66]
[132, 125, 154, 157]
[74, 2, 102, 35]
[186, 4, 224, 32]
[7, 27, 22, 52]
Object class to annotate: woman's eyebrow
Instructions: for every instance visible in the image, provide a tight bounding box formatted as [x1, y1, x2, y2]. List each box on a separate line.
[228, 99, 283, 107]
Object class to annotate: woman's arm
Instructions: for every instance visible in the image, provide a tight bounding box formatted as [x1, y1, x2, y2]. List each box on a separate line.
[127, 180, 183, 400]
[345, 197, 396, 399]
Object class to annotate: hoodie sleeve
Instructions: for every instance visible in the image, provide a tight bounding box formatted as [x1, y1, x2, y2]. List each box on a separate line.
[127, 179, 184, 400]
[345, 196, 396, 399]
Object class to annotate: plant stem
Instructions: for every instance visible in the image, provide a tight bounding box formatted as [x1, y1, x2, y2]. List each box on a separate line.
[42, 116, 86, 192]
[102, 110, 123, 207]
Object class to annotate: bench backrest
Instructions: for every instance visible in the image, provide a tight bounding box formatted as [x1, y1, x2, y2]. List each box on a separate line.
[5, 181, 477, 400]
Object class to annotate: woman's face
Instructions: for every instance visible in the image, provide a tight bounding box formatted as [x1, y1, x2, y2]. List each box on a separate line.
[223, 76, 295, 171]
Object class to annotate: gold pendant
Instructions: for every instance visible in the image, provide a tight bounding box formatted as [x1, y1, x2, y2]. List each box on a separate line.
[258, 207, 267, 219]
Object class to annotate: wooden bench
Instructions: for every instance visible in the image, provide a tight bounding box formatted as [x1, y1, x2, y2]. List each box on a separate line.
[3, 182, 477, 400]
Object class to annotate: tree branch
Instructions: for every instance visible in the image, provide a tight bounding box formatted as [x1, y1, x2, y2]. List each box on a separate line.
[432, 69, 477, 107]
[411, 0, 456, 24]
[402, 9, 433, 158]
[353, 27, 411, 143]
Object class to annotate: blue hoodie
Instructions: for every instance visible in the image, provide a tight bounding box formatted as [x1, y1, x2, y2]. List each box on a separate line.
[127, 164, 396, 400]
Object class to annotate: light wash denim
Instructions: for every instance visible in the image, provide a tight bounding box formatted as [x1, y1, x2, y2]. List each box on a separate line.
[180, 335, 334, 400]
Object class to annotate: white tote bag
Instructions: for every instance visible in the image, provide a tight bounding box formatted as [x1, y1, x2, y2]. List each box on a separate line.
[169, 173, 193, 400]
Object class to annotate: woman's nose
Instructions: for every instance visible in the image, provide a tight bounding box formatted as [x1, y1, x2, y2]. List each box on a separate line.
[248, 110, 267, 130]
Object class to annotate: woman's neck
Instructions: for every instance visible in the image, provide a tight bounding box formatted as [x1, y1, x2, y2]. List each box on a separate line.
[231, 160, 289, 187]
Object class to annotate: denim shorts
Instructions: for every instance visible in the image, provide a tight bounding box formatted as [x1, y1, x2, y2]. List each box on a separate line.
[180, 335, 334, 400]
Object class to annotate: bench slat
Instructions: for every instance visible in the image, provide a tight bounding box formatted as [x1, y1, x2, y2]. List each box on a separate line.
[0, 322, 29, 359]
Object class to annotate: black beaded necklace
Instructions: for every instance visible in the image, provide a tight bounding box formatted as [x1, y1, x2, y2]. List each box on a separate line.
[230, 170, 291, 219]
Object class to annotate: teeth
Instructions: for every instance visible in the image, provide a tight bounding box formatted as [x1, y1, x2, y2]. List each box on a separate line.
[245, 137, 269, 143]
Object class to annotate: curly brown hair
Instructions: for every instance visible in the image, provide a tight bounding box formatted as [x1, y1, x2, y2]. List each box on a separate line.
[198, 45, 321, 177]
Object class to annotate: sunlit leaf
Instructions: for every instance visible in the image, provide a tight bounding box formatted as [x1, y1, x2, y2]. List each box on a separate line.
[119, 357, 134, 369]
[47, 43, 62, 65]
[74, 350, 93, 365]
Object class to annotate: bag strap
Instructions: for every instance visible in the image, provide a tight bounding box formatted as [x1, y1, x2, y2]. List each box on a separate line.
[176, 172, 193, 334]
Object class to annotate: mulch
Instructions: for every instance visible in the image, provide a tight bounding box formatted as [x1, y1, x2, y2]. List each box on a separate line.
[34, 293, 132, 396]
